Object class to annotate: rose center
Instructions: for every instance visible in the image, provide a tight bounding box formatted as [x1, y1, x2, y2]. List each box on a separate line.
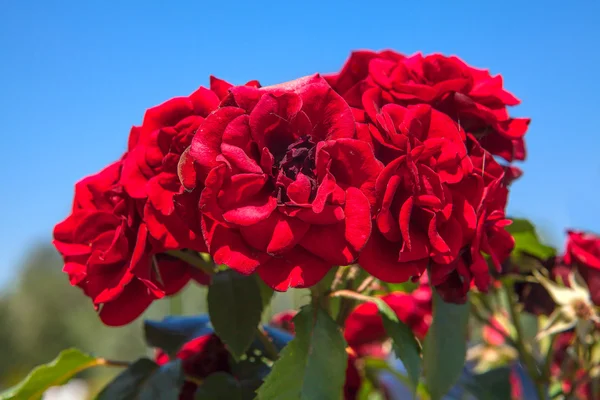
[273, 135, 318, 203]
[572, 299, 593, 320]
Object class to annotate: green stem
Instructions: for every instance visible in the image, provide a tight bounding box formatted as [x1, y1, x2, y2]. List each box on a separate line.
[505, 285, 546, 400]
[542, 333, 558, 381]
[256, 327, 279, 360]
[330, 289, 373, 303]
[334, 267, 359, 326]
[166, 250, 215, 276]
[330, 265, 348, 292]
[99, 359, 131, 368]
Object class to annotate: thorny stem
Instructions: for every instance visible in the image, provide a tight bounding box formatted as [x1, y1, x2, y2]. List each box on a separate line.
[330, 289, 374, 304]
[505, 285, 547, 400]
[356, 276, 375, 294]
[334, 267, 360, 326]
[256, 327, 279, 361]
[330, 266, 348, 292]
[166, 250, 215, 276]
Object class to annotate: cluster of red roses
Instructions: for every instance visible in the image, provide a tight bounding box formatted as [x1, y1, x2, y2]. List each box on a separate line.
[53, 50, 527, 325]
[156, 276, 432, 400]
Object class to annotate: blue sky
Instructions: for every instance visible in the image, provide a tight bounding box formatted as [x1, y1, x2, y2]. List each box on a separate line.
[1, 1, 599, 287]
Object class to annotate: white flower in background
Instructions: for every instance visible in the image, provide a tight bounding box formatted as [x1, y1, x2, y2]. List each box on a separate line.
[534, 269, 600, 344]
[42, 379, 88, 400]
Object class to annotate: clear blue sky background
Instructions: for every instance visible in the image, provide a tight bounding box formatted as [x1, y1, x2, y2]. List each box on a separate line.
[1, 1, 599, 288]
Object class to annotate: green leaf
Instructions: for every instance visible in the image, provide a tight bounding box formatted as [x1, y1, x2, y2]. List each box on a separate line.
[257, 305, 348, 400]
[423, 290, 470, 400]
[208, 270, 264, 361]
[195, 372, 242, 400]
[256, 276, 274, 309]
[370, 298, 421, 393]
[96, 359, 158, 399]
[463, 367, 512, 400]
[507, 218, 556, 260]
[363, 358, 430, 400]
[97, 358, 184, 400]
[0, 348, 101, 400]
[138, 360, 184, 399]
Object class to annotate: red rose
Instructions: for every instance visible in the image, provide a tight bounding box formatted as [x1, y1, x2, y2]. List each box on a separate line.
[357, 103, 513, 302]
[121, 77, 260, 252]
[181, 75, 382, 290]
[53, 160, 208, 326]
[269, 311, 297, 333]
[344, 275, 432, 358]
[155, 334, 230, 400]
[327, 50, 529, 163]
[344, 351, 362, 400]
[564, 230, 600, 305]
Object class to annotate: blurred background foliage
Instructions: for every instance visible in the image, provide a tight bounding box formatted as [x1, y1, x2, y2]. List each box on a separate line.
[0, 244, 309, 395]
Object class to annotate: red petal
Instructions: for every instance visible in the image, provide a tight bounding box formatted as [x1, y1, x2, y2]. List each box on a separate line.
[398, 230, 430, 263]
[344, 301, 385, 349]
[317, 139, 383, 205]
[300, 223, 357, 265]
[189, 86, 220, 116]
[399, 197, 414, 248]
[267, 214, 310, 254]
[377, 209, 402, 242]
[432, 217, 463, 264]
[240, 213, 309, 254]
[178, 146, 198, 191]
[210, 75, 234, 100]
[99, 279, 154, 326]
[210, 224, 265, 275]
[286, 173, 312, 205]
[218, 173, 268, 210]
[359, 228, 424, 283]
[428, 214, 451, 253]
[344, 188, 372, 252]
[312, 171, 336, 213]
[222, 195, 277, 226]
[257, 247, 332, 291]
[249, 92, 302, 152]
[293, 75, 355, 140]
[287, 205, 345, 225]
[190, 107, 245, 169]
[121, 147, 150, 198]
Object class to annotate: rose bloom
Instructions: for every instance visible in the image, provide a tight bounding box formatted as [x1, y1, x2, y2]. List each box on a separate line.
[180, 74, 382, 290]
[564, 230, 600, 306]
[53, 160, 209, 326]
[344, 274, 433, 358]
[121, 77, 259, 252]
[155, 334, 230, 400]
[355, 103, 514, 302]
[326, 50, 530, 163]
